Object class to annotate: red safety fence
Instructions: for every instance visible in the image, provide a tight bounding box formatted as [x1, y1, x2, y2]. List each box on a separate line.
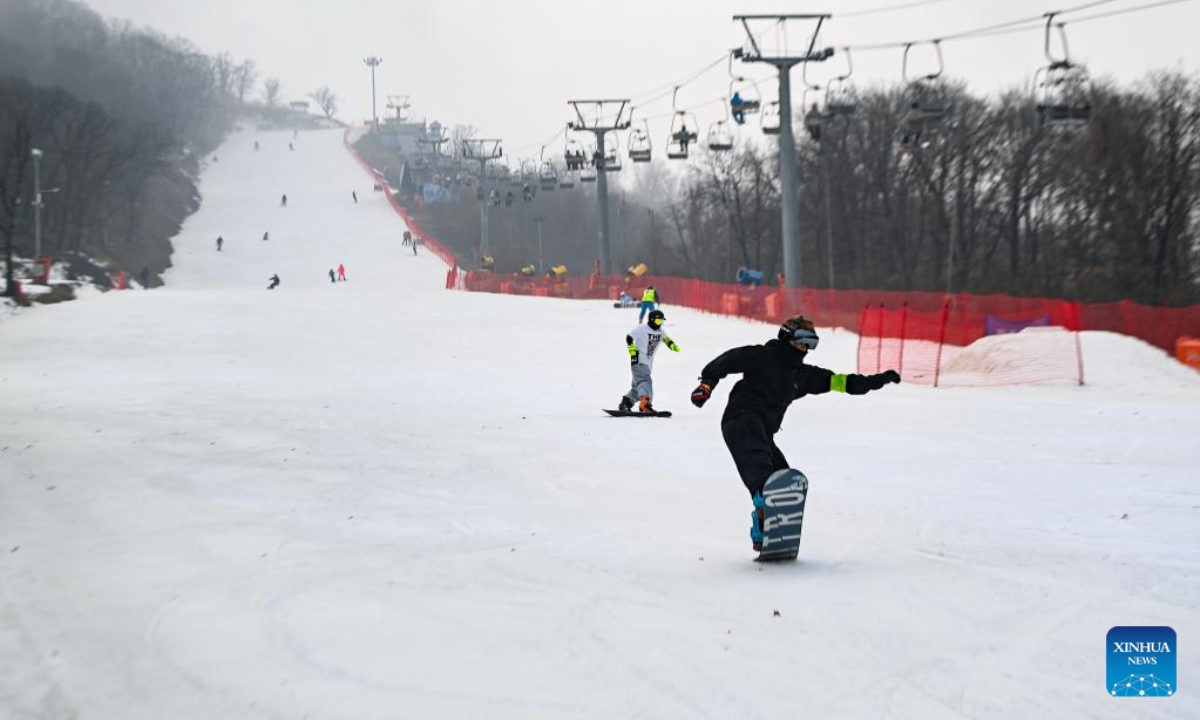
[341, 127, 458, 270]
[856, 302, 1085, 386]
[450, 268, 1200, 381]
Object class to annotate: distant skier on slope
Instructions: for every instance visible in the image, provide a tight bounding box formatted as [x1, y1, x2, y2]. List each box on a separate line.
[281, 194, 288, 208]
[618, 309, 679, 414]
[352, 191, 358, 204]
[329, 268, 336, 284]
[216, 236, 224, 251]
[267, 274, 280, 290]
[337, 263, 347, 281]
[690, 315, 900, 550]
[638, 285, 660, 323]
[262, 231, 270, 242]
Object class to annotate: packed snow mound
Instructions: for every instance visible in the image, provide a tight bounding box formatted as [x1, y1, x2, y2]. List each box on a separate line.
[937, 327, 1081, 386]
[1079, 329, 1200, 389]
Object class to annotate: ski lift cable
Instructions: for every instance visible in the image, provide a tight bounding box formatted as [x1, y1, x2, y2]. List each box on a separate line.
[845, 0, 1133, 52]
[638, 96, 729, 123]
[507, 125, 567, 155]
[838, 0, 962, 18]
[849, 0, 1190, 53]
[629, 20, 785, 105]
[1063, 0, 1194, 24]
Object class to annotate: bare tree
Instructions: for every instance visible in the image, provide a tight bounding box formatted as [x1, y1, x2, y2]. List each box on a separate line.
[262, 77, 282, 112]
[233, 59, 258, 106]
[309, 87, 339, 120]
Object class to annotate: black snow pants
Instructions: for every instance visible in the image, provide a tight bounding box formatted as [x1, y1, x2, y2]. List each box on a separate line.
[721, 410, 789, 499]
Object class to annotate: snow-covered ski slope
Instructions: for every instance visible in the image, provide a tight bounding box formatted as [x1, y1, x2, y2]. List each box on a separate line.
[2, 128, 1198, 720]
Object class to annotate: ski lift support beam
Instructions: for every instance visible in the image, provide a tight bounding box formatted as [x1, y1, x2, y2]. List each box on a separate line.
[566, 99, 632, 276]
[734, 13, 833, 292]
[461, 138, 504, 256]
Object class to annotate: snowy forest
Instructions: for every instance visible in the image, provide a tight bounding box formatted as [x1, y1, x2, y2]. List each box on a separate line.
[0, 0, 254, 290]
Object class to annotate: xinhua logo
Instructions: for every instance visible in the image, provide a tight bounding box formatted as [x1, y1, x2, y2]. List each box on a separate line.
[1107, 626, 1176, 697]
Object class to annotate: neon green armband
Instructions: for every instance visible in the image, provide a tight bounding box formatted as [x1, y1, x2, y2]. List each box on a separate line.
[830, 373, 848, 393]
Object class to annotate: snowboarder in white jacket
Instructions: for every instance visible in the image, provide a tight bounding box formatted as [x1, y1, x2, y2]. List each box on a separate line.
[619, 309, 679, 413]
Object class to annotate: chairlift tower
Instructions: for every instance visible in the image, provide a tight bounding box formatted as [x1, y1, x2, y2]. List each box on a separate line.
[461, 139, 503, 256]
[386, 94, 411, 123]
[567, 99, 631, 276]
[734, 14, 833, 290]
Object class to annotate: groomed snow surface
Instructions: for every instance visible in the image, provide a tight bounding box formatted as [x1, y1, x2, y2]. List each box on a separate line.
[2, 128, 1198, 720]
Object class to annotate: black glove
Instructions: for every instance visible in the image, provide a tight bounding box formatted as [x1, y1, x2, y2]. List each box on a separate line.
[691, 382, 713, 408]
[880, 370, 901, 385]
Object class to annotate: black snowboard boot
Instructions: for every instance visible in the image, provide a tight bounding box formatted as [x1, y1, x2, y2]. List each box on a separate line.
[618, 396, 633, 412]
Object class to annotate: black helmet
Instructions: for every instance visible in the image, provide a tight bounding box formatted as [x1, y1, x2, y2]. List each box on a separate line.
[647, 309, 666, 329]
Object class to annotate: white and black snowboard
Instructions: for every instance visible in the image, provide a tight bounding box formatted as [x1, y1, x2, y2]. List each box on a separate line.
[603, 409, 672, 418]
[756, 469, 808, 562]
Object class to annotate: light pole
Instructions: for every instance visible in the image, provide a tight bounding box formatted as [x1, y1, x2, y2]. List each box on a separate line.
[30, 148, 43, 258]
[363, 56, 383, 131]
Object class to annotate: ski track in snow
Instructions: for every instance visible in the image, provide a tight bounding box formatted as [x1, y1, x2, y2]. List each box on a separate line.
[1, 127, 1198, 719]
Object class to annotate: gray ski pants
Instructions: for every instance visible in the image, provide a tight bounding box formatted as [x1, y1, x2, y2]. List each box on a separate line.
[623, 363, 654, 404]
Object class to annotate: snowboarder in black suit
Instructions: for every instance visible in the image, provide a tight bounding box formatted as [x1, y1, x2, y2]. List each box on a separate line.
[691, 316, 900, 544]
[267, 274, 280, 290]
[216, 236, 224, 251]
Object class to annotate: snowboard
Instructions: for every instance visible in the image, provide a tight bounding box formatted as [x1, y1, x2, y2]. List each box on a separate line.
[603, 409, 672, 418]
[755, 469, 809, 562]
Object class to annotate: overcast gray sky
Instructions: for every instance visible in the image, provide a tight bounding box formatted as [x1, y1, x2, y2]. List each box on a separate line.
[85, 0, 1200, 160]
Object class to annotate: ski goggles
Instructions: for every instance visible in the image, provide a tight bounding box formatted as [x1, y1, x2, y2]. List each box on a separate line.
[781, 326, 820, 349]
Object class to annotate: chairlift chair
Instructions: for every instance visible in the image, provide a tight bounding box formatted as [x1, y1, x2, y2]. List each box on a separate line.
[580, 165, 597, 183]
[558, 170, 576, 190]
[824, 78, 858, 118]
[666, 87, 699, 160]
[628, 122, 653, 162]
[603, 135, 622, 172]
[667, 114, 699, 159]
[707, 120, 734, 152]
[900, 41, 951, 147]
[761, 101, 781, 136]
[1035, 64, 1092, 126]
[823, 50, 859, 118]
[1034, 18, 1092, 128]
[728, 50, 762, 126]
[564, 138, 588, 171]
[539, 160, 558, 191]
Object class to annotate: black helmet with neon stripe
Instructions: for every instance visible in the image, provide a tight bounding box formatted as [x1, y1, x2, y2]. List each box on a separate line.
[647, 309, 666, 330]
